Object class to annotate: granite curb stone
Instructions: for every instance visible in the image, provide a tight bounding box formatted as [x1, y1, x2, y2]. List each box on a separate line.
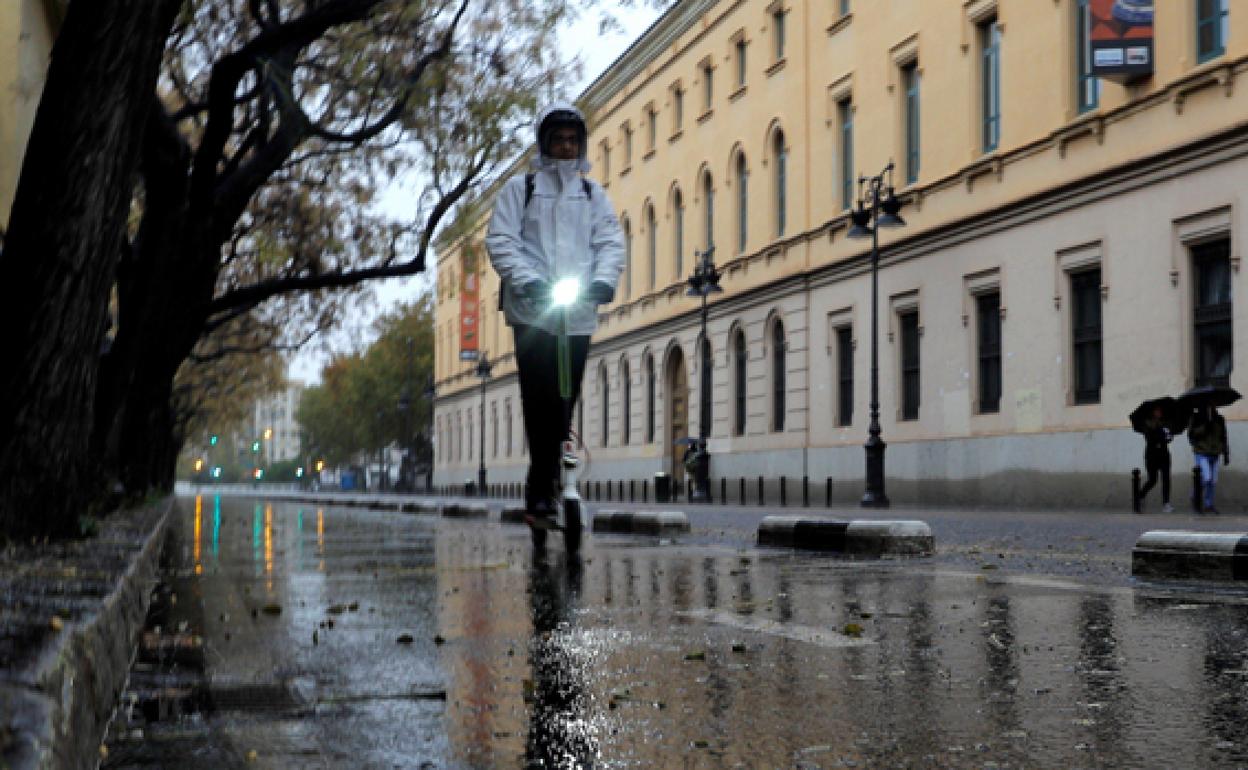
[1132, 530, 1248, 581]
[0, 497, 174, 770]
[757, 516, 934, 556]
[592, 510, 690, 535]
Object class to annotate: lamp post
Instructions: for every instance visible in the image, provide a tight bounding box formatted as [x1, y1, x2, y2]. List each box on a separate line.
[847, 162, 906, 508]
[475, 352, 493, 496]
[397, 336, 414, 492]
[685, 245, 723, 503]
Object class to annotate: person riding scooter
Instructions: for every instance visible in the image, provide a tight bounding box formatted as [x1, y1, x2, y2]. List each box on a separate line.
[485, 102, 625, 530]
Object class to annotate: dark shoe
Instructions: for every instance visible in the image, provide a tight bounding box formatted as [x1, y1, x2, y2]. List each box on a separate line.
[1206, 507, 1220, 515]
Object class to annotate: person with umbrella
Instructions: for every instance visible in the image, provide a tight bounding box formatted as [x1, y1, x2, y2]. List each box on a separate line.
[1188, 404, 1230, 514]
[1179, 385, 1239, 514]
[1132, 400, 1176, 513]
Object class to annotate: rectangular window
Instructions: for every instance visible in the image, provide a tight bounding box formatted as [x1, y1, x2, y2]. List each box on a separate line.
[601, 141, 610, 178]
[1197, 0, 1229, 62]
[836, 326, 854, 426]
[1194, 239, 1233, 386]
[1075, 0, 1100, 112]
[1071, 269, 1102, 404]
[623, 123, 633, 167]
[981, 19, 1002, 153]
[900, 311, 921, 421]
[647, 106, 657, 151]
[674, 87, 684, 132]
[839, 99, 854, 210]
[736, 39, 747, 86]
[903, 62, 920, 184]
[773, 9, 786, 60]
[976, 292, 1002, 414]
[702, 63, 714, 110]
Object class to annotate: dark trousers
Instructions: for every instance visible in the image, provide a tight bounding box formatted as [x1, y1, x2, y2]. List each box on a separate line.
[513, 323, 589, 508]
[1138, 448, 1171, 504]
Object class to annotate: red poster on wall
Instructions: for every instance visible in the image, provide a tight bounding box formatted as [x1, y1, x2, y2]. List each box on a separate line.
[459, 247, 479, 362]
[1089, 0, 1154, 80]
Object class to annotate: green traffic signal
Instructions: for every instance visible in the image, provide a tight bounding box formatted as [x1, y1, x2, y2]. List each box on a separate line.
[252, 441, 261, 452]
[209, 434, 219, 446]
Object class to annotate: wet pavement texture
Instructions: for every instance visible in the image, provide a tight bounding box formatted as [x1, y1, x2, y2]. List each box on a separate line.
[103, 495, 1248, 768]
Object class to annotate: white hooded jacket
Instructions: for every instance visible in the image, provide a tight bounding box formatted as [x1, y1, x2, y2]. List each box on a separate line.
[485, 103, 625, 336]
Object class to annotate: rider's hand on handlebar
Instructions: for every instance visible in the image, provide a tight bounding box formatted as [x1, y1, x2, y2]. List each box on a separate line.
[520, 280, 553, 304]
[586, 281, 615, 305]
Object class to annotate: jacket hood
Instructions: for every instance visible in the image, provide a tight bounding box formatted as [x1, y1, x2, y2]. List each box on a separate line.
[534, 101, 591, 173]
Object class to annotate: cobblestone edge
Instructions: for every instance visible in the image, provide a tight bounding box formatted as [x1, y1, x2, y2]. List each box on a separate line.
[0, 496, 174, 770]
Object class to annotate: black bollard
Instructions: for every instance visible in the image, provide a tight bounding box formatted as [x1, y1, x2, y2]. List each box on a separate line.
[780, 477, 787, 507]
[1131, 468, 1141, 513]
[758, 476, 764, 506]
[643, 479, 648, 503]
[739, 477, 745, 505]
[619, 480, 624, 500]
[630, 479, 635, 502]
[803, 476, 809, 507]
[721, 477, 727, 505]
[826, 477, 833, 508]
[1192, 466, 1202, 513]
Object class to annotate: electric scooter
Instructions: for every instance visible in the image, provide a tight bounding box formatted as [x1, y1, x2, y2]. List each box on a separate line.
[526, 277, 585, 554]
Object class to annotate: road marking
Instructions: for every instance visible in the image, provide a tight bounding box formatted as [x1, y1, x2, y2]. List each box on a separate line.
[678, 609, 875, 649]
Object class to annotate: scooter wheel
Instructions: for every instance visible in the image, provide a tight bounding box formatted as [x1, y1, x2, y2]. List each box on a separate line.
[562, 499, 582, 554]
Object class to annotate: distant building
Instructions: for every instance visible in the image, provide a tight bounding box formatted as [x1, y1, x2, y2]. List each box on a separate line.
[251, 383, 305, 464]
[0, 0, 64, 231]
[434, 0, 1247, 509]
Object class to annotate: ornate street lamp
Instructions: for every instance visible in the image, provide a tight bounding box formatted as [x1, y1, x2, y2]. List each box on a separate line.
[685, 245, 723, 503]
[847, 162, 906, 508]
[475, 352, 493, 496]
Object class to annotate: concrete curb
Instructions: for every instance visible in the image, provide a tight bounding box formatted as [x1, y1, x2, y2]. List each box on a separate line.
[0, 496, 174, 770]
[401, 500, 440, 514]
[1132, 530, 1248, 581]
[757, 516, 934, 556]
[592, 510, 690, 535]
[500, 506, 527, 524]
[440, 503, 488, 519]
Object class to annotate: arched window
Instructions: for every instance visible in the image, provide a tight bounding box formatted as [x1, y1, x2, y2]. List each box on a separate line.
[601, 363, 611, 447]
[646, 203, 657, 290]
[772, 320, 786, 432]
[621, 216, 633, 300]
[491, 402, 498, 458]
[701, 171, 715, 251]
[734, 330, 747, 436]
[621, 360, 631, 445]
[646, 354, 656, 443]
[700, 337, 713, 438]
[673, 189, 685, 279]
[456, 413, 463, 461]
[736, 151, 749, 253]
[466, 413, 473, 460]
[774, 129, 787, 236]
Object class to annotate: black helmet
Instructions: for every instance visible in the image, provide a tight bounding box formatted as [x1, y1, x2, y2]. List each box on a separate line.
[537, 108, 586, 157]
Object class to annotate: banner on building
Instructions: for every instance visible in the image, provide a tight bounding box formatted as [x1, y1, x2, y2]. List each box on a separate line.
[1090, 0, 1153, 79]
[459, 245, 480, 362]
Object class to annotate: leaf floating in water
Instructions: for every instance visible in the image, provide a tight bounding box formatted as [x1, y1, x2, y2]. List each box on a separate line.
[843, 623, 864, 637]
[684, 650, 706, 661]
[396, 634, 414, 644]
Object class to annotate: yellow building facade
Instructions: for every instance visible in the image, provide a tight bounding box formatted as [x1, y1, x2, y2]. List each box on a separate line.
[434, 0, 1248, 509]
[0, 0, 62, 231]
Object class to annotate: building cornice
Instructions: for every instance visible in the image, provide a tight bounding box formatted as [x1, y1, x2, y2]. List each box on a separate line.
[580, 0, 721, 113]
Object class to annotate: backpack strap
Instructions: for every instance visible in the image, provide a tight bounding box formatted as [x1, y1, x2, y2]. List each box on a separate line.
[502, 173, 593, 311]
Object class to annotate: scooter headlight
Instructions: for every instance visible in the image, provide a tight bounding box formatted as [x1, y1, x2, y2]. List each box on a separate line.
[551, 277, 581, 308]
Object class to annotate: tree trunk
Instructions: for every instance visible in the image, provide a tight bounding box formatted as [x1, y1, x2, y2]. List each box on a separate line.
[0, 0, 182, 539]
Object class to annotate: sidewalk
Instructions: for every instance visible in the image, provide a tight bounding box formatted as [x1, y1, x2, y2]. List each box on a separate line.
[1, 498, 173, 770]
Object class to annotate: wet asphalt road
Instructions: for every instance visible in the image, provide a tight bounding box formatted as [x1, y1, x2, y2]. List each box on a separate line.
[102, 494, 1248, 769]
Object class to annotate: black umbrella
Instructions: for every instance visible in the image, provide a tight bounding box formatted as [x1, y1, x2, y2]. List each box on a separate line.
[1177, 385, 1242, 411]
[1129, 396, 1189, 435]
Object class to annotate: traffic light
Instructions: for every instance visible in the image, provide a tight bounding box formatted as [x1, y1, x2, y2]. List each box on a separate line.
[194, 458, 204, 472]
[252, 440, 261, 453]
[263, 427, 273, 440]
[212, 466, 222, 479]
[253, 468, 264, 480]
[316, 459, 325, 472]
[296, 467, 304, 478]
[209, 434, 219, 446]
